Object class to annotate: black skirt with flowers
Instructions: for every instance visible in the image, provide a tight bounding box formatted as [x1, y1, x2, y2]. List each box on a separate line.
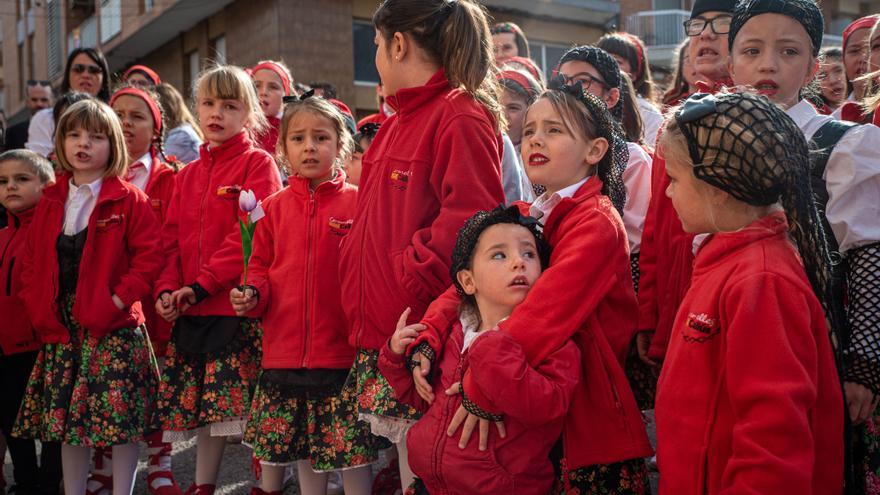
[152, 319, 261, 439]
[12, 232, 159, 448]
[244, 369, 378, 471]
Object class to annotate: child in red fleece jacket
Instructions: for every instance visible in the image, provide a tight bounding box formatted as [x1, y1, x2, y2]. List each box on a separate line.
[230, 96, 375, 495]
[655, 92, 843, 494]
[152, 65, 282, 495]
[381, 205, 579, 495]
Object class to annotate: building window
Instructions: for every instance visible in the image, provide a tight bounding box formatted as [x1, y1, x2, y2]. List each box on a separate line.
[17, 42, 24, 103]
[47, 0, 62, 80]
[27, 33, 34, 82]
[184, 50, 200, 94]
[528, 41, 571, 80]
[100, 0, 122, 43]
[211, 35, 226, 65]
[353, 20, 379, 84]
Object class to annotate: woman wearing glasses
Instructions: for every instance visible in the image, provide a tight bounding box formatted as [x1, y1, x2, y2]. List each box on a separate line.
[25, 48, 110, 158]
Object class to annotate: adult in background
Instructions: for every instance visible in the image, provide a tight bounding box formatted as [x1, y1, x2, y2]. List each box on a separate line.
[25, 48, 110, 157]
[491, 22, 530, 66]
[6, 81, 54, 151]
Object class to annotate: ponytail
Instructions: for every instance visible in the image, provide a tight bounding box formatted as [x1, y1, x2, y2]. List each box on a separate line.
[373, 0, 505, 131]
[619, 72, 645, 145]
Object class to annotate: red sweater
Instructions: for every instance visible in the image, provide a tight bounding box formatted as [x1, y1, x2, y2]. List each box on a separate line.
[380, 323, 580, 495]
[655, 213, 843, 494]
[155, 131, 282, 315]
[413, 178, 653, 469]
[139, 154, 177, 350]
[21, 175, 164, 342]
[637, 148, 696, 360]
[338, 69, 504, 350]
[0, 208, 40, 354]
[247, 173, 358, 369]
[255, 116, 281, 157]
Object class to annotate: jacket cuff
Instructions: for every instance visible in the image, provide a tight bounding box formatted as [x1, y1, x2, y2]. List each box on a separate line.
[379, 340, 409, 372]
[407, 341, 436, 372]
[461, 368, 502, 417]
[460, 379, 503, 421]
[188, 283, 211, 304]
[194, 273, 222, 296]
[406, 331, 441, 361]
[112, 284, 140, 309]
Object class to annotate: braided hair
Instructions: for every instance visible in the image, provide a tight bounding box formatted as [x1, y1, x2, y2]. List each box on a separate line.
[664, 91, 842, 340]
[540, 81, 629, 216]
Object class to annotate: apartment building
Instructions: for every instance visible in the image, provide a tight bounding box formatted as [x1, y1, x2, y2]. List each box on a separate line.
[1, 0, 621, 124]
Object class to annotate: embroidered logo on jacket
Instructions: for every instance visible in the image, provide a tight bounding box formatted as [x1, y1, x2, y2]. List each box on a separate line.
[216, 184, 242, 198]
[389, 169, 411, 191]
[682, 312, 721, 343]
[96, 214, 125, 232]
[150, 198, 163, 211]
[328, 217, 353, 237]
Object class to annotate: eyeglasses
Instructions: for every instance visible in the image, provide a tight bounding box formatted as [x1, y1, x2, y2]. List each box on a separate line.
[558, 73, 608, 92]
[70, 64, 103, 75]
[684, 15, 732, 37]
[27, 80, 51, 87]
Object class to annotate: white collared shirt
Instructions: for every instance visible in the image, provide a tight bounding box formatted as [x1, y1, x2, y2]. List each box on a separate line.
[787, 99, 880, 253]
[637, 95, 664, 147]
[25, 108, 55, 158]
[126, 152, 153, 192]
[63, 178, 103, 235]
[623, 143, 653, 254]
[529, 177, 590, 225]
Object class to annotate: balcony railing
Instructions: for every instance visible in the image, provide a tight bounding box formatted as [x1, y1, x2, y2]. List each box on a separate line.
[625, 9, 690, 48]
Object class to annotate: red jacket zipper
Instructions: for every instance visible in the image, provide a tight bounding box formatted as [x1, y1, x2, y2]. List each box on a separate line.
[302, 194, 316, 367]
[197, 154, 212, 290]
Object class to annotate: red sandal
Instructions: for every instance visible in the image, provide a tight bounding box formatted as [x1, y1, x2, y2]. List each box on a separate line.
[249, 488, 282, 495]
[85, 448, 113, 495]
[183, 484, 215, 495]
[146, 439, 182, 495]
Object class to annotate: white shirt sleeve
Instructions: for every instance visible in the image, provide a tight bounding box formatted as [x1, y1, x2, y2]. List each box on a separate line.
[623, 143, 653, 254]
[638, 97, 664, 148]
[824, 123, 880, 253]
[25, 108, 56, 157]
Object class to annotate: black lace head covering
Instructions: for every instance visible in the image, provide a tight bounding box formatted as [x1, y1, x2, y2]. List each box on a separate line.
[450, 205, 551, 298]
[556, 45, 624, 121]
[544, 80, 629, 216]
[672, 92, 836, 325]
[729, 0, 825, 56]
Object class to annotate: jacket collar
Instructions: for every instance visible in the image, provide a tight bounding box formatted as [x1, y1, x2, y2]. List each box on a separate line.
[198, 130, 253, 165]
[692, 211, 788, 276]
[145, 153, 175, 192]
[287, 170, 347, 198]
[542, 177, 604, 235]
[6, 205, 35, 229]
[386, 69, 450, 122]
[44, 173, 130, 206]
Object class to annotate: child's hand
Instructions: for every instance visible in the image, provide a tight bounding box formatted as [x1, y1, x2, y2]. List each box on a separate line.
[445, 382, 506, 451]
[390, 308, 425, 355]
[171, 286, 197, 314]
[412, 354, 435, 404]
[230, 286, 258, 316]
[845, 381, 880, 425]
[155, 292, 178, 322]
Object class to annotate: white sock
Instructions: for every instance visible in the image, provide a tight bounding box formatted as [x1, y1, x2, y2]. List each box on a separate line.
[259, 463, 285, 493]
[111, 443, 140, 495]
[296, 460, 328, 495]
[341, 465, 373, 495]
[194, 430, 226, 486]
[61, 444, 91, 495]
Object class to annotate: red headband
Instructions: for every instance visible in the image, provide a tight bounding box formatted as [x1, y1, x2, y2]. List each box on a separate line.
[620, 33, 645, 80]
[498, 70, 538, 97]
[505, 56, 542, 81]
[251, 61, 291, 96]
[122, 65, 161, 86]
[843, 15, 880, 52]
[110, 87, 162, 135]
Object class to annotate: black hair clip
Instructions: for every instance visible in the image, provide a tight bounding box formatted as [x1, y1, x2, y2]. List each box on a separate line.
[282, 89, 316, 104]
[358, 123, 381, 140]
[675, 93, 718, 125]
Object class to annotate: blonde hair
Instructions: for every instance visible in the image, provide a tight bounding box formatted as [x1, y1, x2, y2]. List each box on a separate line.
[277, 98, 354, 175]
[861, 20, 880, 114]
[193, 65, 268, 137]
[54, 99, 128, 178]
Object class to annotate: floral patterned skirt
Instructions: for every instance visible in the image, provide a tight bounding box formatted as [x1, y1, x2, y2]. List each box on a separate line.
[152, 319, 261, 440]
[12, 293, 159, 448]
[553, 458, 650, 495]
[853, 404, 880, 495]
[349, 349, 421, 444]
[244, 369, 378, 471]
